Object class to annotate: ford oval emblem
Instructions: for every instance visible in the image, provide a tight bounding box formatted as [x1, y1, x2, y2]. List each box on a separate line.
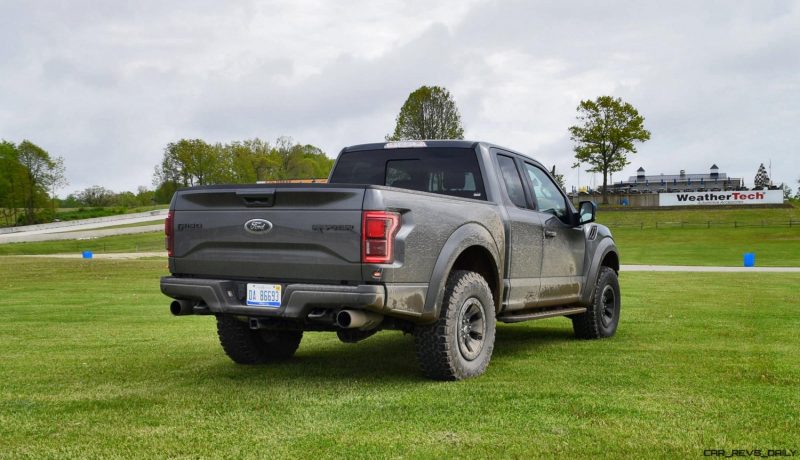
[244, 219, 273, 234]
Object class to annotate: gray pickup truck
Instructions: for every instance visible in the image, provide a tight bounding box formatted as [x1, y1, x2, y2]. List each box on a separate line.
[161, 140, 620, 380]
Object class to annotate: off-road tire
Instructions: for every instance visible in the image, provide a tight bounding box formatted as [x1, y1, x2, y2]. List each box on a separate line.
[413, 270, 496, 380]
[216, 315, 302, 364]
[572, 266, 620, 339]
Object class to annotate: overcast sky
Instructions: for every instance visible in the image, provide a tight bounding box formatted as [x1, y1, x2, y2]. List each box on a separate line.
[1, 0, 798, 194]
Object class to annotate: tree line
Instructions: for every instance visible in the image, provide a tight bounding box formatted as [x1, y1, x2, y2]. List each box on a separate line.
[59, 186, 159, 209]
[0, 136, 333, 227]
[151, 137, 334, 201]
[65, 137, 335, 210]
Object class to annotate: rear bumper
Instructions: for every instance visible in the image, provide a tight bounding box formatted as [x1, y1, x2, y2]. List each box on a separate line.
[160, 276, 387, 319]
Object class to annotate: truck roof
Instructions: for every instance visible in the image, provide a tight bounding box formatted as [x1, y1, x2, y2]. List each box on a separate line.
[341, 140, 545, 169]
[342, 140, 516, 154]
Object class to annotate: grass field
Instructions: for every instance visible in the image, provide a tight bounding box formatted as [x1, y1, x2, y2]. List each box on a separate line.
[610, 226, 800, 266]
[596, 206, 800, 266]
[1, 205, 798, 266]
[597, 205, 800, 227]
[1, 258, 798, 458]
[0, 232, 165, 255]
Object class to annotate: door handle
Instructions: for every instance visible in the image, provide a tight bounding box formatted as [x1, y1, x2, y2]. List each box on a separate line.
[545, 230, 557, 238]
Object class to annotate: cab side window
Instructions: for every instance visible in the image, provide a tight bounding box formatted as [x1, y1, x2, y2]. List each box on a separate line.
[524, 163, 569, 223]
[497, 155, 527, 208]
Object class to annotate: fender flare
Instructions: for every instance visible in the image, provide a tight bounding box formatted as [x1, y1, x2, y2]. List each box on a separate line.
[579, 237, 619, 306]
[422, 223, 503, 323]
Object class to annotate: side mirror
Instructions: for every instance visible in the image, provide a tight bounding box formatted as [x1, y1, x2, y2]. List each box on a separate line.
[578, 201, 596, 225]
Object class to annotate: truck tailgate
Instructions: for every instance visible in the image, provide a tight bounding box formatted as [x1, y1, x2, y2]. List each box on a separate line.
[170, 185, 366, 282]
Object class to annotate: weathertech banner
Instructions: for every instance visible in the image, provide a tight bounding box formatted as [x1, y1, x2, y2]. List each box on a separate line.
[659, 190, 784, 207]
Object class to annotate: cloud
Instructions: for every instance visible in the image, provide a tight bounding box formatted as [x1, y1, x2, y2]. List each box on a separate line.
[1, 0, 798, 194]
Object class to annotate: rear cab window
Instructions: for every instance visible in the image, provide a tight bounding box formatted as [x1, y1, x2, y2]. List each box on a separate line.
[496, 154, 528, 208]
[329, 147, 486, 200]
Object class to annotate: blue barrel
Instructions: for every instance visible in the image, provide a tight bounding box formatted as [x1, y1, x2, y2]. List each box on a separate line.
[743, 253, 755, 267]
[82, 251, 93, 259]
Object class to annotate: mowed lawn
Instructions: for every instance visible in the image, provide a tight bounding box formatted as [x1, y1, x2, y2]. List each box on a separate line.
[596, 205, 800, 266]
[0, 232, 165, 256]
[2, 205, 799, 267]
[0, 258, 798, 458]
[611, 226, 800, 266]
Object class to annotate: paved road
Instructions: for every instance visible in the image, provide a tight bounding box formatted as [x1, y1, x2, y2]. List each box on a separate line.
[0, 224, 163, 244]
[0, 209, 166, 244]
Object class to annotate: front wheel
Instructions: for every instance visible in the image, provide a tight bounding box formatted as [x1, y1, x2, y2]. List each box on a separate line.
[413, 270, 496, 380]
[572, 266, 621, 339]
[216, 315, 303, 364]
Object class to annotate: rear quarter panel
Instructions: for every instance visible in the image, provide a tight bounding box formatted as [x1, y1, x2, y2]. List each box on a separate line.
[363, 187, 505, 285]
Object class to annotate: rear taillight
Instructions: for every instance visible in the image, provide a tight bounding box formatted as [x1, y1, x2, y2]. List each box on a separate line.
[165, 211, 174, 257]
[362, 211, 400, 264]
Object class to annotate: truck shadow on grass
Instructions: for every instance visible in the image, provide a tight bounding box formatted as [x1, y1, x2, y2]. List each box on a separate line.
[493, 324, 576, 357]
[209, 324, 576, 383]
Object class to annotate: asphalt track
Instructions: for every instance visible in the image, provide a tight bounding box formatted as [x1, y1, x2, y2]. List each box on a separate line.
[0, 211, 166, 244]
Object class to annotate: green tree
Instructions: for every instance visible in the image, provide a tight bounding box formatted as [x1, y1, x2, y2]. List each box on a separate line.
[0, 141, 24, 225]
[217, 142, 254, 183]
[221, 138, 280, 183]
[154, 139, 219, 188]
[114, 191, 138, 208]
[153, 137, 333, 195]
[285, 143, 334, 180]
[245, 139, 281, 182]
[154, 181, 179, 205]
[135, 186, 156, 206]
[387, 85, 465, 141]
[569, 96, 651, 204]
[58, 194, 81, 208]
[16, 140, 66, 224]
[77, 185, 115, 207]
[47, 157, 67, 211]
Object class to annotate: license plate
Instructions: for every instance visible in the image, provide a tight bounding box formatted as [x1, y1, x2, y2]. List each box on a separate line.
[246, 283, 282, 308]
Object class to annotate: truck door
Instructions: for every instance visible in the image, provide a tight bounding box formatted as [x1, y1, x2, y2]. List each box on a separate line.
[494, 153, 544, 312]
[522, 162, 586, 305]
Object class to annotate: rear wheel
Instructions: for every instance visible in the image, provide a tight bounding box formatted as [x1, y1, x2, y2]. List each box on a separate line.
[572, 266, 620, 339]
[216, 315, 302, 364]
[413, 270, 496, 380]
